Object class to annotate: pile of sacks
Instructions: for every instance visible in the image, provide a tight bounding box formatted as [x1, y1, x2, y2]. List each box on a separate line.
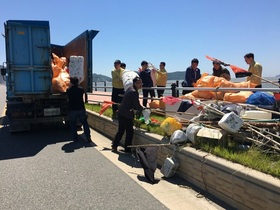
[181, 74, 256, 103]
[51, 53, 70, 93]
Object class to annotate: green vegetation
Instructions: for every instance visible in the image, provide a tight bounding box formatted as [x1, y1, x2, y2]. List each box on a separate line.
[195, 138, 280, 178]
[85, 103, 280, 178]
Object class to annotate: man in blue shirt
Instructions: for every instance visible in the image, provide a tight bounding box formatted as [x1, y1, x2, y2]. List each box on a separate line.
[182, 58, 201, 95]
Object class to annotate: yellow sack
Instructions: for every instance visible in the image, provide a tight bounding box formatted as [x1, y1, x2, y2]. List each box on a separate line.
[223, 91, 253, 103]
[160, 117, 182, 136]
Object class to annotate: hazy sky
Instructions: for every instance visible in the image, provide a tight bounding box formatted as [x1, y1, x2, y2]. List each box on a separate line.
[1, 0, 279, 77]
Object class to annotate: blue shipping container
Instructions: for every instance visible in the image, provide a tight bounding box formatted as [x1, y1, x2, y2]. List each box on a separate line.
[5, 20, 52, 96]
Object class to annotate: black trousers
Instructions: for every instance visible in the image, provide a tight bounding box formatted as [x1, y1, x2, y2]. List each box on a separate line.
[142, 89, 155, 107]
[182, 86, 193, 95]
[111, 87, 124, 113]
[112, 115, 134, 149]
[157, 85, 165, 98]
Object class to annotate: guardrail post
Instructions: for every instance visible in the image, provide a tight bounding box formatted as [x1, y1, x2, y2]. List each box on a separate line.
[176, 80, 179, 97]
[95, 82, 97, 91]
[171, 83, 177, 97]
[85, 93, 88, 103]
[104, 81, 107, 92]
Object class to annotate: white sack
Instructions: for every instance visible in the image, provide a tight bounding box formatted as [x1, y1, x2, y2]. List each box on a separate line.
[122, 70, 139, 92]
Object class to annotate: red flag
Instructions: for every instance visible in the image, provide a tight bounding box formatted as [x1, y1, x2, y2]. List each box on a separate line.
[205, 55, 223, 63]
[230, 65, 252, 78]
[205, 55, 229, 66]
[162, 96, 181, 105]
[229, 65, 247, 74]
[99, 101, 114, 116]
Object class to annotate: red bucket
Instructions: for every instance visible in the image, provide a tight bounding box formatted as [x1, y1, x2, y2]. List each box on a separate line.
[274, 93, 280, 101]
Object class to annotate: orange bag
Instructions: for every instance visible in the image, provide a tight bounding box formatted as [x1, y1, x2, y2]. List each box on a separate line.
[159, 99, 166, 110]
[223, 91, 253, 103]
[51, 53, 70, 93]
[149, 100, 160, 109]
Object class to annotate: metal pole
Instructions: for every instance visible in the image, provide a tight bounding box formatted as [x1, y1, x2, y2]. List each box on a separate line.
[171, 83, 177, 97]
[176, 80, 179, 97]
[104, 81, 106, 92]
[95, 82, 97, 91]
[85, 92, 88, 103]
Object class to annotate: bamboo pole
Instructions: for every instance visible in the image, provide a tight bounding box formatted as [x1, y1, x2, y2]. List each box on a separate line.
[197, 100, 280, 148]
[245, 137, 280, 152]
[254, 74, 280, 88]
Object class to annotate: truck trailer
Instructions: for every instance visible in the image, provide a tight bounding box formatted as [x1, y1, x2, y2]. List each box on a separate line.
[1, 20, 98, 132]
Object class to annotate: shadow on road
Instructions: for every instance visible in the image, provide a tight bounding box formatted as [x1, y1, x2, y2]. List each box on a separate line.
[61, 140, 96, 153]
[118, 152, 142, 168]
[0, 120, 76, 161]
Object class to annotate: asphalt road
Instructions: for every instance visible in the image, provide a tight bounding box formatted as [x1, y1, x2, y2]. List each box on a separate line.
[0, 81, 226, 210]
[0, 125, 169, 210]
[0, 82, 168, 210]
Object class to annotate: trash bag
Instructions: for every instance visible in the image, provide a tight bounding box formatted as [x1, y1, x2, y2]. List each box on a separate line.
[170, 130, 188, 144]
[160, 117, 182, 136]
[246, 91, 276, 105]
[136, 147, 158, 184]
[186, 123, 203, 144]
[142, 109, 151, 124]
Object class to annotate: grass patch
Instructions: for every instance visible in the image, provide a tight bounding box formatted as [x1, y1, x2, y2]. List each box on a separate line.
[195, 138, 280, 178]
[86, 103, 280, 178]
[85, 103, 166, 135]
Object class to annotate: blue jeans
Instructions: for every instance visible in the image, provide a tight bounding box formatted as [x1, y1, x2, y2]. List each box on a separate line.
[69, 110, 91, 140]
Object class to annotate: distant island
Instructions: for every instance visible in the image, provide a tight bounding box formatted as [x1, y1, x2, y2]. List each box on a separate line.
[92, 73, 112, 82]
[276, 74, 280, 77]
